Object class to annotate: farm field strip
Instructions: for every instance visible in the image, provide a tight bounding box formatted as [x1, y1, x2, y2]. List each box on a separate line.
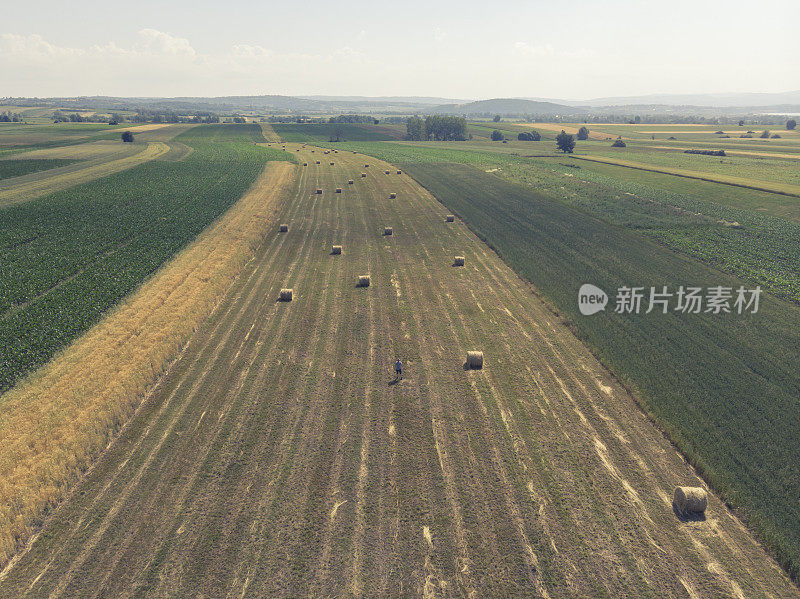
[571, 153, 800, 197]
[0, 159, 297, 574]
[0, 141, 169, 207]
[1, 145, 796, 597]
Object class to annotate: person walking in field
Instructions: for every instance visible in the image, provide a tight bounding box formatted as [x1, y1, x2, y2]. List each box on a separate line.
[395, 359, 403, 381]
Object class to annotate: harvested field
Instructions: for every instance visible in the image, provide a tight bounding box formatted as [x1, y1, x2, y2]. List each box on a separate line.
[0, 145, 796, 597]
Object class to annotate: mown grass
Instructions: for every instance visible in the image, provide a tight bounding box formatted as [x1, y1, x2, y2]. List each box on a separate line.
[0, 124, 293, 392]
[272, 123, 398, 143]
[402, 161, 800, 581]
[0, 159, 77, 180]
[337, 140, 800, 305]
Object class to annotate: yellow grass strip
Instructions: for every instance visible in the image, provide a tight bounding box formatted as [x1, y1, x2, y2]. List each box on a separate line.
[0, 142, 170, 208]
[520, 123, 622, 140]
[259, 123, 281, 142]
[571, 154, 800, 197]
[111, 123, 173, 134]
[0, 161, 296, 568]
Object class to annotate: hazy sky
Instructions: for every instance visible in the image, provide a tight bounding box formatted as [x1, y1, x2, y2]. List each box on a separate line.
[2, 0, 798, 99]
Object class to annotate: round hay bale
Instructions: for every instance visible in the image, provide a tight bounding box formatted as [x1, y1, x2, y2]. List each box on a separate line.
[396, 170, 402, 174]
[330, 162, 335, 166]
[357, 275, 371, 287]
[332, 245, 342, 255]
[311, 150, 315, 153]
[384, 227, 393, 236]
[348, 179, 354, 184]
[335, 188, 342, 193]
[673, 487, 707, 515]
[446, 215, 455, 222]
[466, 351, 484, 369]
[361, 173, 367, 178]
[384, 170, 390, 174]
[279, 288, 293, 301]
[279, 224, 289, 232]
[454, 256, 465, 266]
[316, 189, 323, 195]
[303, 162, 308, 166]
[389, 193, 397, 199]
[365, 164, 370, 168]
[316, 160, 321, 164]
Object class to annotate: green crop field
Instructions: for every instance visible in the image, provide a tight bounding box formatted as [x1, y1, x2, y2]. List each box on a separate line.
[0, 124, 293, 392]
[402, 161, 800, 580]
[0, 158, 77, 180]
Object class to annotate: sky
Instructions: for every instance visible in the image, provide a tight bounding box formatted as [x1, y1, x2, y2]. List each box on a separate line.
[1, 0, 798, 100]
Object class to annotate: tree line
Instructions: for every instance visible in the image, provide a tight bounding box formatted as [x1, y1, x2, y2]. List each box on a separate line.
[406, 116, 468, 141]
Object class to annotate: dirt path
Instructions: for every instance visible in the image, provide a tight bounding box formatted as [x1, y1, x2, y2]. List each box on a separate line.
[0, 145, 796, 597]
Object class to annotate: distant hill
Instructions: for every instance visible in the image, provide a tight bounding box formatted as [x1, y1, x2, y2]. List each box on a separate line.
[524, 91, 800, 108]
[428, 98, 582, 116]
[299, 95, 468, 105]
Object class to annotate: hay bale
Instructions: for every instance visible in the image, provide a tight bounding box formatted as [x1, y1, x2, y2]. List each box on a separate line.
[384, 227, 393, 236]
[279, 288, 293, 301]
[316, 189, 323, 195]
[454, 256, 465, 266]
[335, 188, 342, 193]
[446, 215, 455, 222]
[348, 179, 354, 184]
[673, 487, 707, 515]
[384, 170, 390, 174]
[316, 160, 321, 164]
[357, 275, 371, 287]
[361, 173, 367, 178]
[466, 351, 484, 369]
[330, 162, 335, 165]
[365, 164, 370, 168]
[389, 193, 397, 199]
[396, 170, 402, 174]
[332, 245, 342, 255]
[279, 224, 289, 232]
[303, 162, 308, 166]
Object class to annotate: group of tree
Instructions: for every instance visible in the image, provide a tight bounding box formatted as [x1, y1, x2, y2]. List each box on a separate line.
[328, 114, 379, 124]
[406, 116, 468, 141]
[576, 126, 589, 140]
[0, 111, 22, 122]
[491, 130, 504, 141]
[517, 130, 541, 141]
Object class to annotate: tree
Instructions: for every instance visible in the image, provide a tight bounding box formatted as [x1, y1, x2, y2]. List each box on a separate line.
[787, 119, 797, 130]
[556, 130, 575, 153]
[406, 117, 425, 141]
[611, 137, 626, 147]
[493, 115, 501, 122]
[738, 120, 745, 127]
[121, 131, 134, 143]
[491, 130, 504, 141]
[760, 130, 770, 138]
[577, 126, 589, 140]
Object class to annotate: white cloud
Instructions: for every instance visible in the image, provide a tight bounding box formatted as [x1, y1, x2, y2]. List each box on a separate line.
[513, 41, 555, 57]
